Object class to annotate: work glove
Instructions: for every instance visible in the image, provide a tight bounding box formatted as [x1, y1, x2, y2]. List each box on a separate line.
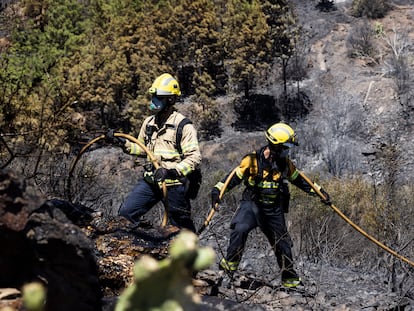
[154, 168, 179, 183]
[105, 129, 126, 147]
[319, 188, 331, 206]
[211, 187, 221, 210]
[311, 183, 331, 206]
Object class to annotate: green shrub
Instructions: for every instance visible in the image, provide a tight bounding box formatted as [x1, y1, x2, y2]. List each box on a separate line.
[290, 176, 413, 269]
[351, 0, 391, 19]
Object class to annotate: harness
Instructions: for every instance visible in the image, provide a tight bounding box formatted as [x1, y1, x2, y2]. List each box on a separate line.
[176, 118, 202, 199]
[144, 116, 201, 199]
[252, 147, 290, 211]
[143, 116, 191, 157]
[175, 118, 192, 158]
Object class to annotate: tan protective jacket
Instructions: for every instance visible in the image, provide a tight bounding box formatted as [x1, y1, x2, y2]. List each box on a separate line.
[127, 111, 201, 178]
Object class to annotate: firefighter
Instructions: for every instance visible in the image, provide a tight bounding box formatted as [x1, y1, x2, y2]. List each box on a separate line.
[211, 122, 331, 287]
[107, 73, 202, 232]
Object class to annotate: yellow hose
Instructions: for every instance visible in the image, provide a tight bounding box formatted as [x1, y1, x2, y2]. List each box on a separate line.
[66, 135, 106, 201]
[197, 167, 238, 234]
[299, 171, 414, 268]
[67, 133, 169, 227]
[68, 135, 105, 181]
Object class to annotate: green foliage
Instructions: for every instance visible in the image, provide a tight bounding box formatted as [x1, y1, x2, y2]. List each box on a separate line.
[169, 0, 224, 95]
[262, 0, 301, 97]
[115, 230, 215, 311]
[347, 19, 376, 59]
[223, 0, 270, 98]
[351, 0, 391, 19]
[1, 0, 92, 159]
[0, 0, 303, 175]
[315, 0, 336, 12]
[262, 0, 298, 59]
[374, 22, 385, 37]
[290, 175, 414, 270]
[198, 101, 222, 140]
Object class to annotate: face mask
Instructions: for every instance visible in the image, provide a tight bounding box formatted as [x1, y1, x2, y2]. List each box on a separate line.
[149, 96, 168, 111]
[269, 144, 289, 158]
[279, 149, 289, 158]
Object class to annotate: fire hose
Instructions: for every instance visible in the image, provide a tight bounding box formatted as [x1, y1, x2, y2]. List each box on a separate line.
[299, 171, 414, 268]
[67, 136, 414, 267]
[197, 166, 414, 267]
[197, 167, 238, 234]
[67, 133, 169, 227]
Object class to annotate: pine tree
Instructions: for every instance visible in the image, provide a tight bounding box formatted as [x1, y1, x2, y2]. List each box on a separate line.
[223, 0, 271, 99]
[261, 0, 300, 97]
[1, 0, 91, 158]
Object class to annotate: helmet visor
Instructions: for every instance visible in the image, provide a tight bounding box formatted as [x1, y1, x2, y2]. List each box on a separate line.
[149, 96, 168, 111]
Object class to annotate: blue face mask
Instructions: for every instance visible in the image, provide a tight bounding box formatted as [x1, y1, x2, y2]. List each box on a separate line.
[279, 149, 289, 158]
[149, 96, 168, 111]
[269, 144, 290, 158]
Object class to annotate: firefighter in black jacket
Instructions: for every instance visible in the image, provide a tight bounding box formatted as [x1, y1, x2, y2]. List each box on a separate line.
[211, 122, 331, 288]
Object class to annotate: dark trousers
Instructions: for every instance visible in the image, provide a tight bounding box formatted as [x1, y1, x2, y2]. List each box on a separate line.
[118, 179, 196, 232]
[226, 198, 295, 272]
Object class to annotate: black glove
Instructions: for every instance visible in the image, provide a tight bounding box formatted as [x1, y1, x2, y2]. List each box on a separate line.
[211, 187, 221, 209]
[154, 168, 179, 182]
[319, 188, 331, 205]
[105, 129, 126, 147]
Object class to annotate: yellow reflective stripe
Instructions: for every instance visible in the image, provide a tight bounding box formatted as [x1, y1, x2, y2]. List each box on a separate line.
[247, 180, 255, 187]
[236, 167, 244, 179]
[156, 181, 182, 188]
[249, 180, 279, 189]
[180, 142, 199, 154]
[129, 143, 142, 155]
[262, 181, 278, 188]
[259, 194, 277, 199]
[144, 172, 180, 185]
[176, 162, 192, 176]
[220, 258, 239, 271]
[258, 193, 278, 204]
[289, 169, 299, 181]
[259, 198, 275, 204]
[159, 179, 181, 184]
[153, 149, 181, 157]
[215, 181, 225, 192]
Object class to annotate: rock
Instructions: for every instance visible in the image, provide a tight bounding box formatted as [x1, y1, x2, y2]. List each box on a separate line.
[0, 169, 101, 311]
[2, 168, 413, 311]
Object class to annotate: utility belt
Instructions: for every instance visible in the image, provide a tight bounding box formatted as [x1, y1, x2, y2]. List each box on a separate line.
[257, 194, 277, 205]
[245, 180, 290, 213]
[143, 163, 182, 186]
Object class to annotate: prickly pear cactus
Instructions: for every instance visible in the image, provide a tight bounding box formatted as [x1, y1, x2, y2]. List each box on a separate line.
[115, 230, 215, 311]
[22, 282, 46, 311]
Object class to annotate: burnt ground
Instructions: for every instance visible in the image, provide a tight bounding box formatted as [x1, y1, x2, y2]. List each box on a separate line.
[1, 1, 414, 311]
[0, 168, 413, 311]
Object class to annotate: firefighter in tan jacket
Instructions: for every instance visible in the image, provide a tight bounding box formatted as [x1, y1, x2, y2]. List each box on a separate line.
[108, 73, 201, 231]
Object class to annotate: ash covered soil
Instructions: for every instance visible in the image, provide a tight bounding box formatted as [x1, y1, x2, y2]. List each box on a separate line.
[1, 165, 412, 311]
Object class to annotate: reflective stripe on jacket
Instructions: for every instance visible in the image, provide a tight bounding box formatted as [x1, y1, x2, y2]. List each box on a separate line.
[214, 148, 310, 203]
[127, 111, 202, 183]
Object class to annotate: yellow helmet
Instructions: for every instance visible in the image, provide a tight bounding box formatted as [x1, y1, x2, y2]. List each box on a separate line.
[265, 122, 298, 147]
[148, 73, 181, 96]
